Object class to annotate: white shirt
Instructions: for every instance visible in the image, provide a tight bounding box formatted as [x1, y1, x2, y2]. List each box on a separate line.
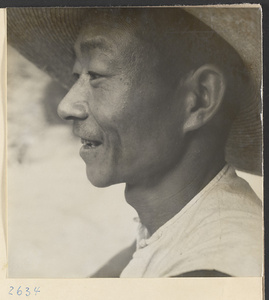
[120, 165, 263, 277]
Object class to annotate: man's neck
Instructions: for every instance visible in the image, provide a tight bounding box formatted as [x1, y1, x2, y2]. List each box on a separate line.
[124, 138, 226, 236]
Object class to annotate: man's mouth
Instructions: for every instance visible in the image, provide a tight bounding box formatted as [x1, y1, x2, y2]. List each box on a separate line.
[81, 138, 102, 149]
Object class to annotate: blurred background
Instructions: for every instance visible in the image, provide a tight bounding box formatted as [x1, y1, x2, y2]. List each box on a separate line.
[7, 45, 137, 278]
[7, 45, 262, 278]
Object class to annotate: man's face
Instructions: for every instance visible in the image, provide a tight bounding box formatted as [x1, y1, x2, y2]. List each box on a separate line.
[58, 20, 188, 187]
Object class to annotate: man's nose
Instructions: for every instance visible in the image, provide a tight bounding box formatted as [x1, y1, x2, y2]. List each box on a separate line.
[57, 85, 89, 121]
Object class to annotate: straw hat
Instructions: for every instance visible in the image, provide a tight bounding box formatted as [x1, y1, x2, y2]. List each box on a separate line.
[7, 6, 262, 175]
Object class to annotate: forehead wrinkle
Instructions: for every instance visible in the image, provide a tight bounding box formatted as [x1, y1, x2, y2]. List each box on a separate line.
[75, 36, 115, 57]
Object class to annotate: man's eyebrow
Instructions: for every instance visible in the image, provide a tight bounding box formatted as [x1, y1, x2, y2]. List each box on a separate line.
[76, 37, 113, 54]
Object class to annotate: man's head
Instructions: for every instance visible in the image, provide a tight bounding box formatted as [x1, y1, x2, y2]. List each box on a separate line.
[57, 8, 251, 187]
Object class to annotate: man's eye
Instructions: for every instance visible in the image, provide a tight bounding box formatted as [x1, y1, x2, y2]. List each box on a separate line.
[72, 71, 103, 83]
[88, 71, 102, 81]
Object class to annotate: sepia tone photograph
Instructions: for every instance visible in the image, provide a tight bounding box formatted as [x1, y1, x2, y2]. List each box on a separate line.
[6, 6, 263, 279]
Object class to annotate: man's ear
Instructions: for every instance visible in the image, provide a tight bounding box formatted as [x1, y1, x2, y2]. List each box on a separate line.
[183, 64, 226, 133]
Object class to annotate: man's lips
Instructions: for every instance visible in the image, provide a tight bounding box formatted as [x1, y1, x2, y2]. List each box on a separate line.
[81, 138, 102, 149]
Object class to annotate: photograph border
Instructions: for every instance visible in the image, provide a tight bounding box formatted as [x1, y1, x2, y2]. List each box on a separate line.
[1, 1, 267, 299]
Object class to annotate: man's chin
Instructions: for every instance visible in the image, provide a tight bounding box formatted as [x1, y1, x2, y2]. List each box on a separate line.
[86, 167, 116, 188]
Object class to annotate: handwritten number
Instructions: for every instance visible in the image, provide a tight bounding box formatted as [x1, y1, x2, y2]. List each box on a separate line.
[17, 286, 22, 296]
[34, 287, 40, 295]
[9, 286, 14, 295]
[9, 286, 40, 296]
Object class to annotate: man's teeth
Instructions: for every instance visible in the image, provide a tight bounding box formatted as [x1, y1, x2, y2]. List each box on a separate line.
[81, 139, 101, 148]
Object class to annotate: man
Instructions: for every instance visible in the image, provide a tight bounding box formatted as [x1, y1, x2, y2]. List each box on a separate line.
[7, 7, 262, 277]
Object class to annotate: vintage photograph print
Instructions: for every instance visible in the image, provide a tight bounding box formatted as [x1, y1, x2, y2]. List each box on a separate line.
[6, 6, 263, 279]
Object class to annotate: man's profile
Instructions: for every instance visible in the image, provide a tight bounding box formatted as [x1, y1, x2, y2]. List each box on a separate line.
[7, 7, 262, 278]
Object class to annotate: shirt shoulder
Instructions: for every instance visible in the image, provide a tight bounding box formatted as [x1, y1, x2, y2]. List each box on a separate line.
[120, 166, 263, 277]
[165, 167, 262, 277]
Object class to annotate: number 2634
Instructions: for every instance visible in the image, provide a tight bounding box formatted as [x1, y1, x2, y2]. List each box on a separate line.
[9, 286, 40, 296]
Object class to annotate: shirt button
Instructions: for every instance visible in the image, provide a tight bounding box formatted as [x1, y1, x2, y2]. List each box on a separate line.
[139, 239, 147, 248]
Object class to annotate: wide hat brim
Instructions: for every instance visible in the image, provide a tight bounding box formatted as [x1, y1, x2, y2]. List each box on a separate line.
[7, 6, 262, 175]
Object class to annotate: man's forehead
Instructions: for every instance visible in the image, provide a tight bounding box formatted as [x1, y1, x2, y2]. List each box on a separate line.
[74, 21, 140, 58]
